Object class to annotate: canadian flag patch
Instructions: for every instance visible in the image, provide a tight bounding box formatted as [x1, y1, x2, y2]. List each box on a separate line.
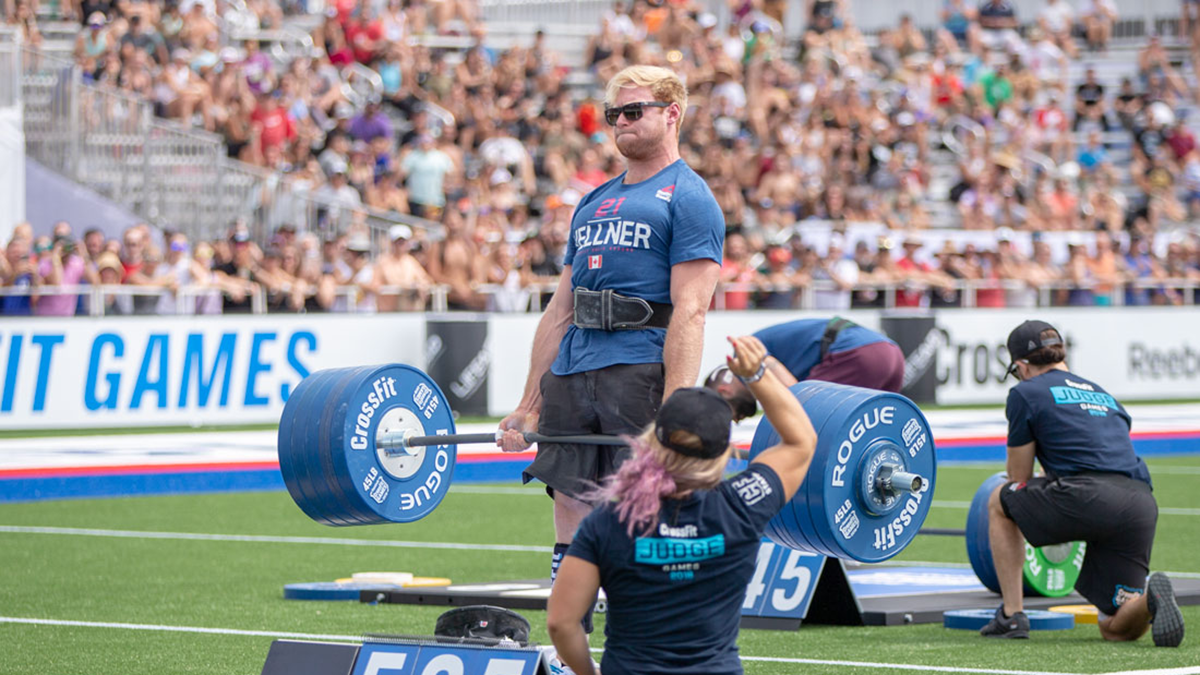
[589, 254, 603, 269]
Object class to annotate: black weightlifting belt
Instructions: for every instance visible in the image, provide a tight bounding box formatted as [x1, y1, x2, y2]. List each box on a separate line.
[573, 288, 673, 331]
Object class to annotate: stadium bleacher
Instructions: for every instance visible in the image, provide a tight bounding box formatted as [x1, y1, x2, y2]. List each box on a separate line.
[2, 0, 1199, 314]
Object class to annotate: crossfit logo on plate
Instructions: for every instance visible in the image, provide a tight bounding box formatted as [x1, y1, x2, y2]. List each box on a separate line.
[731, 472, 773, 506]
[831, 406, 895, 487]
[370, 476, 389, 503]
[835, 498, 861, 539]
[350, 377, 399, 451]
[901, 418, 927, 458]
[412, 382, 440, 419]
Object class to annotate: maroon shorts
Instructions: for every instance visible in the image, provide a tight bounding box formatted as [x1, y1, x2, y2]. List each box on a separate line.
[807, 341, 905, 393]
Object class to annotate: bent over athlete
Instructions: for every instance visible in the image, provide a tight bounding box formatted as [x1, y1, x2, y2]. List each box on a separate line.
[705, 317, 905, 421]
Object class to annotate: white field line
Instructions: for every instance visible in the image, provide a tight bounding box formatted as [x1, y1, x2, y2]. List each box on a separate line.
[1100, 670, 1200, 675]
[1147, 466, 1200, 475]
[0, 525, 552, 553]
[451, 482, 1200, 514]
[933, 466, 1200, 476]
[933, 502, 1200, 516]
[0, 616, 362, 642]
[4, 616, 1199, 675]
[449, 486, 546, 495]
[0, 616, 1084, 675]
[5, 526, 1200, 579]
[741, 655, 1078, 675]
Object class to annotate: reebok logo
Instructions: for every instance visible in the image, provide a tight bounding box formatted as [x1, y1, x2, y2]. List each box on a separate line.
[655, 185, 675, 202]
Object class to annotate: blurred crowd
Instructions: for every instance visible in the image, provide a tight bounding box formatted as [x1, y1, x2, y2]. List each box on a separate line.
[5, 0, 1200, 311]
[3, 218, 1198, 315]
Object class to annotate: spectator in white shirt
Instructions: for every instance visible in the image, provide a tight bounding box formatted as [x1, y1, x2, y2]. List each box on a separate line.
[812, 235, 860, 309]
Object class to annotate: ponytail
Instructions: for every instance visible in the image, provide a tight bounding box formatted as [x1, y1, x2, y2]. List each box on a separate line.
[591, 426, 732, 538]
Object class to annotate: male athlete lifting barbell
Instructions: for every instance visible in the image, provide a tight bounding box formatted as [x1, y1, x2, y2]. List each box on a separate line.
[494, 65, 725, 631]
[983, 320, 1183, 646]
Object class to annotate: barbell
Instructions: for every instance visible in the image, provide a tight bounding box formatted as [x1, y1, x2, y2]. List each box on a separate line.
[276, 364, 938, 563]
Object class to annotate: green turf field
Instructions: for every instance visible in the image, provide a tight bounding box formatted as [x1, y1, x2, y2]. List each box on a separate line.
[1, 457, 1198, 675]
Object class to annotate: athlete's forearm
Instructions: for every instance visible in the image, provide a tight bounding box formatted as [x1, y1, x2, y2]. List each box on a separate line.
[662, 302, 707, 399]
[664, 260, 720, 399]
[764, 356, 798, 387]
[516, 275, 574, 413]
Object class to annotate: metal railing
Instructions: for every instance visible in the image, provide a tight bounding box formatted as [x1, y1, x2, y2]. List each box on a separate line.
[0, 29, 20, 108]
[13, 44, 442, 244]
[4, 278, 1195, 315]
[710, 278, 1200, 310]
[0, 284, 264, 316]
[478, 0, 613, 26]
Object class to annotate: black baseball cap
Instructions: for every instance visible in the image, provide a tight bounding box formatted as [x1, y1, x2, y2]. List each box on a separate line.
[654, 387, 732, 459]
[1005, 320, 1063, 378]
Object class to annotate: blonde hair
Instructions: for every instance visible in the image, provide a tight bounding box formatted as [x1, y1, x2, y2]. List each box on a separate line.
[592, 425, 732, 537]
[605, 65, 688, 138]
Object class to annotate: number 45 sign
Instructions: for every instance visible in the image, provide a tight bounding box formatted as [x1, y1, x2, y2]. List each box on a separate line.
[741, 539, 826, 623]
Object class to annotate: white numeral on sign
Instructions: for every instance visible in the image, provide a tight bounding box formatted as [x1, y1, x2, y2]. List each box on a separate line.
[482, 659, 528, 675]
[770, 550, 815, 612]
[363, 652, 408, 675]
[420, 654, 463, 675]
[742, 542, 774, 609]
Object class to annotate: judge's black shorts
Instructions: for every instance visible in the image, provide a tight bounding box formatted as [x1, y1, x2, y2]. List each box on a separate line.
[1000, 473, 1158, 616]
[522, 362, 664, 500]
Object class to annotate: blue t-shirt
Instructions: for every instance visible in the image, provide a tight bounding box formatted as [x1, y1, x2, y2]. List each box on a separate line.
[1, 272, 34, 315]
[568, 464, 785, 675]
[552, 159, 724, 375]
[754, 319, 894, 380]
[1006, 369, 1151, 486]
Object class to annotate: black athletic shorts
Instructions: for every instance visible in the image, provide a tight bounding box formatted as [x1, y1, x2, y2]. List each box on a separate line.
[1000, 473, 1157, 616]
[522, 362, 664, 500]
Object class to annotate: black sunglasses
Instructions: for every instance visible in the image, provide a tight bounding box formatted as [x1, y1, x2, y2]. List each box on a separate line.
[604, 101, 671, 126]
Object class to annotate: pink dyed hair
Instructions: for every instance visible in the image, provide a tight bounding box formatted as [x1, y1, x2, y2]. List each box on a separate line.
[590, 426, 732, 537]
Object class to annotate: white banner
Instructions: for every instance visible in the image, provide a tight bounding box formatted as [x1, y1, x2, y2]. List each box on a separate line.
[3, 310, 1196, 428]
[927, 309, 1200, 404]
[0, 316, 424, 429]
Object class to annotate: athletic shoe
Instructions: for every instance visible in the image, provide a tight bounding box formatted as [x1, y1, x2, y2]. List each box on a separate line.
[980, 606, 1031, 639]
[1146, 572, 1185, 647]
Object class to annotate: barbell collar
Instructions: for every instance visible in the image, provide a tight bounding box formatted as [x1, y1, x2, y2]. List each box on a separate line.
[874, 465, 925, 496]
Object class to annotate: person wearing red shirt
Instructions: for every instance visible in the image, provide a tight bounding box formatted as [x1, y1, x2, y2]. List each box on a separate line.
[932, 62, 965, 109]
[250, 91, 296, 153]
[1165, 118, 1196, 164]
[344, 11, 384, 64]
[895, 238, 952, 308]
